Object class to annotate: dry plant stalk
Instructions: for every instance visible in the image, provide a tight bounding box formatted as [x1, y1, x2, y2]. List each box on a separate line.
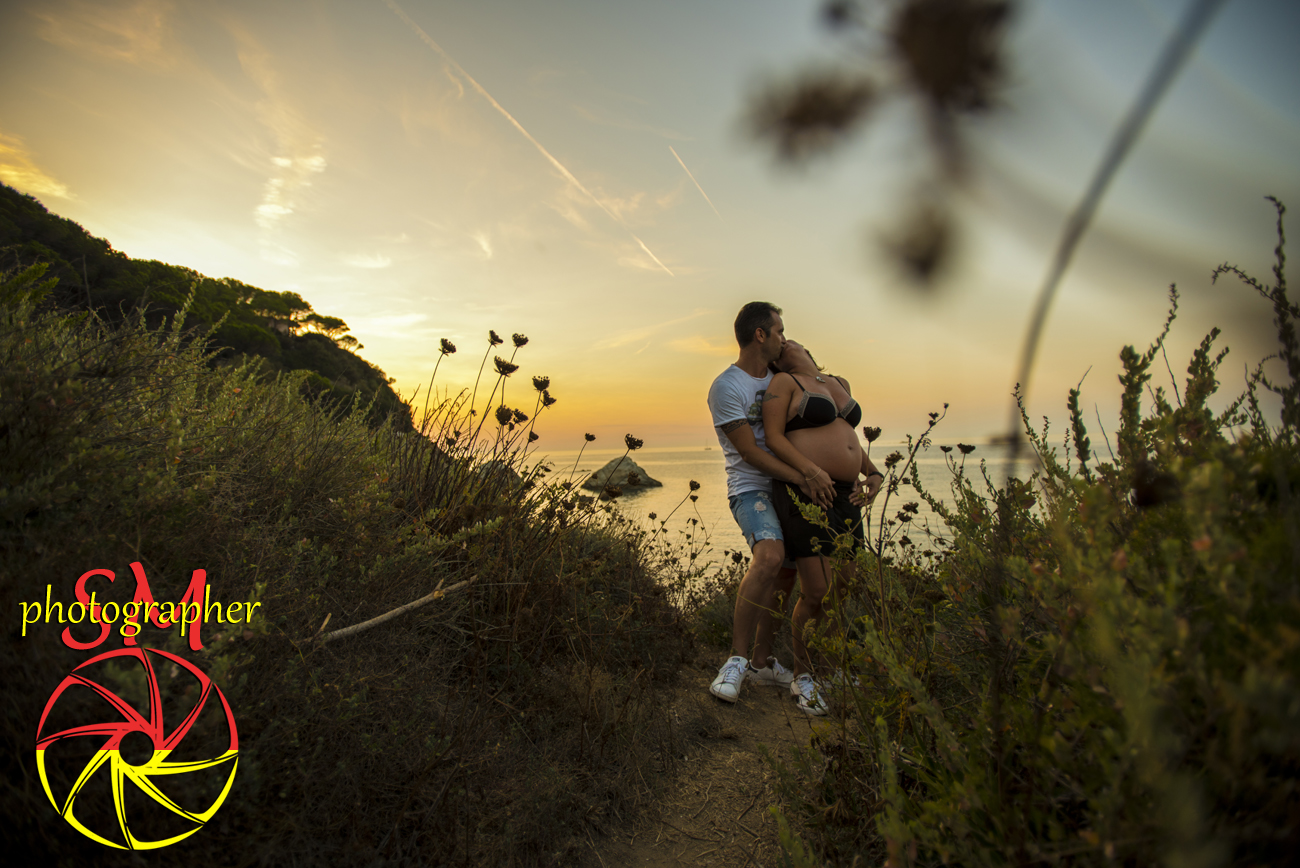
[316, 575, 478, 644]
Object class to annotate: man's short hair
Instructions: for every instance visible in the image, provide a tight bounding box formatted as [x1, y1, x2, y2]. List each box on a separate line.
[734, 301, 782, 348]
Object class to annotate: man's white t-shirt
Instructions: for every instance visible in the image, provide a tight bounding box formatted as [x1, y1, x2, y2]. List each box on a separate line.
[707, 365, 776, 499]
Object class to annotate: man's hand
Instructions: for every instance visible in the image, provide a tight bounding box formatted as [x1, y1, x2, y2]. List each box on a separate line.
[723, 421, 833, 508]
[804, 467, 835, 508]
[795, 474, 832, 508]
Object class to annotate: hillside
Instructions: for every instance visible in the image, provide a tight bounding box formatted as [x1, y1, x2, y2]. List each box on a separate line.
[0, 184, 410, 429]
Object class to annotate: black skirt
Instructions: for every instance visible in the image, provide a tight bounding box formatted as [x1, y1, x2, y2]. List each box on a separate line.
[772, 479, 865, 559]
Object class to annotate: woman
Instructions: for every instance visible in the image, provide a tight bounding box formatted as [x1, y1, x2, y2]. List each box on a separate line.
[761, 339, 882, 715]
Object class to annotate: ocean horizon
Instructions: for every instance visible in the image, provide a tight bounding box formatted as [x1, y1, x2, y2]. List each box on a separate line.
[537, 437, 1043, 564]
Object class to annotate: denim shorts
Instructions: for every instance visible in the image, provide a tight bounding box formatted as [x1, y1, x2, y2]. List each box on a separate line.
[728, 488, 784, 550]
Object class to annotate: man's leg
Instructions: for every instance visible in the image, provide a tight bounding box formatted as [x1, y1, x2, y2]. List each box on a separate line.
[732, 538, 785, 660]
[713, 489, 788, 702]
[748, 563, 796, 668]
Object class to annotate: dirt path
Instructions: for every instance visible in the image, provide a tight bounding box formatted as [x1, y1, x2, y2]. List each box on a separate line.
[593, 650, 835, 868]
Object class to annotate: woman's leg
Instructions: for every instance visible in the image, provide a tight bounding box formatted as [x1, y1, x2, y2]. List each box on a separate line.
[793, 550, 857, 676]
[791, 554, 831, 677]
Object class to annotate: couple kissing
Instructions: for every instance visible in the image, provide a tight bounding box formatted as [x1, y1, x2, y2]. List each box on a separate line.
[705, 301, 882, 716]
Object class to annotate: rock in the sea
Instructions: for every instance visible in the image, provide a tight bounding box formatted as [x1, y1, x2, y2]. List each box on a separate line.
[581, 457, 663, 492]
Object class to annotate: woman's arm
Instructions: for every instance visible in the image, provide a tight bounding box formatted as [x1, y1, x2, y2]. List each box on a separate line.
[838, 377, 883, 505]
[762, 373, 836, 505]
[856, 446, 883, 505]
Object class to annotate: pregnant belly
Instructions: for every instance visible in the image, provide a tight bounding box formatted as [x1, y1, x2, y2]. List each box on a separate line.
[788, 421, 862, 482]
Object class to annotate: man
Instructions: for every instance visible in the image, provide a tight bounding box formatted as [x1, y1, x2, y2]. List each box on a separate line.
[706, 302, 835, 712]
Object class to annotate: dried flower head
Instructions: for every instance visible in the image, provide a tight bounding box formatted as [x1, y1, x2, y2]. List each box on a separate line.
[512, 409, 528, 424]
[439, 338, 457, 355]
[648, 512, 657, 521]
[731, 551, 744, 564]
[940, 445, 953, 453]
[495, 405, 512, 426]
[892, 0, 1010, 116]
[532, 375, 550, 392]
[689, 479, 701, 491]
[822, 0, 860, 30]
[584, 433, 596, 442]
[689, 495, 698, 503]
[528, 431, 539, 442]
[494, 357, 519, 376]
[512, 333, 529, 348]
[748, 68, 877, 163]
[883, 202, 953, 283]
[957, 443, 976, 455]
[541, 391, 557, 408]
[624, 434, 643, 451]
[488, 330, 504, 346]
[862, 426, 882, 442]
[604, 485, 623, 500]
[885, 450, 905, 469]
[627, 472, 641, 486]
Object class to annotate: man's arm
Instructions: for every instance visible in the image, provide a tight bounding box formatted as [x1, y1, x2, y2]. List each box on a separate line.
[719, 420, 831, 507]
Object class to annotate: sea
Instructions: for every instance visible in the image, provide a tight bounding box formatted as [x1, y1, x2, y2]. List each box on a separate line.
[539, 438, 1040, 561]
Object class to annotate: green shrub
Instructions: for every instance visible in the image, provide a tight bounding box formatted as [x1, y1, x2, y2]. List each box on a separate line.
[1, 266, 694, 866]
[772, 202, 1300, 866]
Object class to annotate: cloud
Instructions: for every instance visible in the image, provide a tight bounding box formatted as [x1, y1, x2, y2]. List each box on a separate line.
[342, 253, 393, 269]
[570, 104, 687, 141]
[32, 0, 176, 68]
[229, 27, 327, 264]
[669, 146, 721, 218]
[384, 0, 675, 276]
[346, 312, 433, 339]
[593, 310, 708, 350]
[0, 132, 73, 199]
[668, 335, 736, 357]
[471, 231, 493, 259]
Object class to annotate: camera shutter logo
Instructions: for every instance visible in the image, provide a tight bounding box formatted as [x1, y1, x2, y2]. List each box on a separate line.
[36, 647, 239, 850]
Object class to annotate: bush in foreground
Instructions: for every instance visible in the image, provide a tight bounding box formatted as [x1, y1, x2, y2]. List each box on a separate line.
[773, 202, 1299, 866]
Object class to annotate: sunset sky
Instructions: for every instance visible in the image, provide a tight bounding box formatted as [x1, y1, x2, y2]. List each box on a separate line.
[2, 0, 1297, 450]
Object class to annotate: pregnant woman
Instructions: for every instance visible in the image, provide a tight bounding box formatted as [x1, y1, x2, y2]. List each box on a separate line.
[761, 339, 882, 715]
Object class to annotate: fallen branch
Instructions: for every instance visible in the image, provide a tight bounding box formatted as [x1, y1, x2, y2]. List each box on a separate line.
[316, 575, 477, 644]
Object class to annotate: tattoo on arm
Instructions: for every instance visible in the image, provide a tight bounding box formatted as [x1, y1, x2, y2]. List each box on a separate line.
[720, 419, 747, 434]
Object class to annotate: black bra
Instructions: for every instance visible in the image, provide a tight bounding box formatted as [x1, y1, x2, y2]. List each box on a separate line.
[784, 375, 862, 432]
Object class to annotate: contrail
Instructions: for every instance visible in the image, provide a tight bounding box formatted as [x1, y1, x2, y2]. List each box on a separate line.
[634, 235, 673, 276]
[669, 145, 720, 218]
[384, 0, 674, 276]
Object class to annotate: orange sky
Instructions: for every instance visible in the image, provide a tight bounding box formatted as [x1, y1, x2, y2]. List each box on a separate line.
[2, 0, 1297, 450]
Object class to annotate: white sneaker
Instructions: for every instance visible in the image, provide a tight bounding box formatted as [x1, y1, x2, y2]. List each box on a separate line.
[790, 674, 828, 716]
[747, 658, 794, 688]
[710, 655, 748, 703]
